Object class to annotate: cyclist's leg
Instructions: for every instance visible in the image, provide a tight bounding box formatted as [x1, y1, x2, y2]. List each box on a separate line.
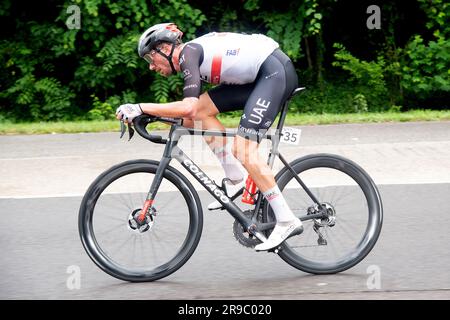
[183, 92, 225, 141]
[185, 91, 246, 185]
[185, 82, 255, 152]
[198, 84, 253, 151]
[231, 49, 301, 250]
[233, 50, 297, 193]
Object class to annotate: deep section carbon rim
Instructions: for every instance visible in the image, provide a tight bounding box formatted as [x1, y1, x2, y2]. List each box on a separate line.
[79, 160, 203, 282]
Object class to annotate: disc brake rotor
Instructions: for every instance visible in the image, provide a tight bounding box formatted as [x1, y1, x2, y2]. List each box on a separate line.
[127, 207, 156, 234]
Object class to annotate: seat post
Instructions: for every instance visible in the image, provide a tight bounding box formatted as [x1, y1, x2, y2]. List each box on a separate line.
[275, 87, 306, 133]
[267, 87, 306, 169]
[266, 98, 290, 169]
[276, 99, 290, 133]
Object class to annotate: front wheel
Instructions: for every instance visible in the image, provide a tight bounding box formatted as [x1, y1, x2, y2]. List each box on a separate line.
[79, 159, 203, 282]
[263, 154, 383, 274]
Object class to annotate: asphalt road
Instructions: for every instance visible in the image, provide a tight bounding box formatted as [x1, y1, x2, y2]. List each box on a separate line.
[1, 121, 449, 299]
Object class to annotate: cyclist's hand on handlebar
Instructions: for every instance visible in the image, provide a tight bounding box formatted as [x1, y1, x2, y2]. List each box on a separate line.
[115, 103, 143, 123]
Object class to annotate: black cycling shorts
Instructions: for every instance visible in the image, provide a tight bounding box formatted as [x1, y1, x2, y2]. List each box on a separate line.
[207, 49, 298, 142]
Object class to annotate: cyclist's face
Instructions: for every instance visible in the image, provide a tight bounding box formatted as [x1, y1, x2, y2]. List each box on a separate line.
[146, 44, 172, 77]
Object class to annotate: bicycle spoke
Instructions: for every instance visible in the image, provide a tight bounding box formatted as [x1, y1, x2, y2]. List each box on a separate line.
[328, 186, 339, 208]
[331, 188, 359, 209]
[107, 233, 134, 258]
[138, 236, 145, 267]
[303, 221, 315, 246]
[335, 216, 361, 244]
[111, 192, 134, 212]
[147, 231, 159, 265]
[95, 200, 129, 219]
[323, 227, 339, 260]
[95, 222, 125, 236]
[151, 230, 172, 261]
[131, 235, 137, 266]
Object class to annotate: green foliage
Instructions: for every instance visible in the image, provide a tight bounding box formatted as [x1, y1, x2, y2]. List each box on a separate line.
[87, 90, 137, 121]
[87, 95, 118, 121]
[254, 0, 326, 62]
[302, 0, 323, 36]
[259, 8, 304, 61]
[1, 73, 75, 121]
[1, 0, 449, 124]
[243, 0, 260, 12]
[150, 73, 184, 103]
[417, 0, 450, 37]
[401, 35, 450, 98]
[353, 94, 369, 113]
[97, 35, 140, 72]
[333, 44, 387, 96]
[0, 0, 206, 122]
[290, 81, 355, 114]
[399, 0, 450, 102]
[332, 43, 390, 111]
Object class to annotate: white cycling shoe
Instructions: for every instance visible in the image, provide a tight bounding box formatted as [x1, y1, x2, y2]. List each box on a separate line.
[208, 178, 245, 211]
[255, 218, 304, 251]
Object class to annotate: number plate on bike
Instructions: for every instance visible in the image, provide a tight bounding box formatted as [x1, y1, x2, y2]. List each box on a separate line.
[281, 127, 301, 145]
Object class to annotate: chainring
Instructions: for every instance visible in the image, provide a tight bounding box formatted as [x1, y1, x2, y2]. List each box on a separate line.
[232, 210, 263, 248]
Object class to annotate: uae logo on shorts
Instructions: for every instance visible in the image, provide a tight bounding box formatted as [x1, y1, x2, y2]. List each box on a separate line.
[264, 120, 272, 127]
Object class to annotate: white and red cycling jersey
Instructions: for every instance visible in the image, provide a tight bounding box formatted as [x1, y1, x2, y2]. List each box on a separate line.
[179, 32, 297, 142]
[180, 32, 279, 96]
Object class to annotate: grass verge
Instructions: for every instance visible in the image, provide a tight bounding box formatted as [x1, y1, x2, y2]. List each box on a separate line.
[1, 110, 449, 135]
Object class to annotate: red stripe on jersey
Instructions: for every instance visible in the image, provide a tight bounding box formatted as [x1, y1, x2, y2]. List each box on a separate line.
[211, 54, 222, 84]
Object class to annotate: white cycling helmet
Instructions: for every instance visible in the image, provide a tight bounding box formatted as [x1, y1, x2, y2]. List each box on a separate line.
[138, 23, 183, 74]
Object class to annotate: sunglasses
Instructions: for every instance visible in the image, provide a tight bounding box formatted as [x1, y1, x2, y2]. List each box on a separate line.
[143, 51, 157, 64]
[143, 46, 164, 65]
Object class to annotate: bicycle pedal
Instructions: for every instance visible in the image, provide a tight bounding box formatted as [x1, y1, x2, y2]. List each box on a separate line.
[268, 246, 282, 253]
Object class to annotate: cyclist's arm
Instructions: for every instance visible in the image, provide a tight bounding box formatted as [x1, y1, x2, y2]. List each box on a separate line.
[140, 97, 198, 118]
[140, 43, 204, 119]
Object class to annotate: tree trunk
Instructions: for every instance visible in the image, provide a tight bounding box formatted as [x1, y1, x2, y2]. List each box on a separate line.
[304, 37, 313, 70]
[315, 32, 325, 89]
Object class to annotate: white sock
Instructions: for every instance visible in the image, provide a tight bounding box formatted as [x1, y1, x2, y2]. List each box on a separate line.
[213, 143, 245, 183]
[263, 185, 297, 222]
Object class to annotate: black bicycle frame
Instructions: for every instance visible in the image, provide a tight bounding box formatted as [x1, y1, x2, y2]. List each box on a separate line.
[142, 127, 324, 240]
[138, 87, 325, 238]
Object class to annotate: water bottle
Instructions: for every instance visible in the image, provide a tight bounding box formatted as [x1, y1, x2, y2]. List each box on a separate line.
[241, 175, 257, 204]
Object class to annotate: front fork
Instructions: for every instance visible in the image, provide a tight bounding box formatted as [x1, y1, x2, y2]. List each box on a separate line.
[136, 155, 172, 222]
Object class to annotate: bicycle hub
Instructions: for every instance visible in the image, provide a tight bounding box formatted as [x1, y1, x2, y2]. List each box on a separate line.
[128, 208, 155, 234]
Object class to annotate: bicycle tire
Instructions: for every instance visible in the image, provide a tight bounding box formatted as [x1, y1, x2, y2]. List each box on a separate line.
[263, 153, 383, 274]
[79, 159, 203, 282]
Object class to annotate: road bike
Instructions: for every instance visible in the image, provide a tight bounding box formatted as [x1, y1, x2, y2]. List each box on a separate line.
[79, 87, 383, 282]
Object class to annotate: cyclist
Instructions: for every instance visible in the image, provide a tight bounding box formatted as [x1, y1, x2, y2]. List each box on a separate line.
[116, 23, 303, 251]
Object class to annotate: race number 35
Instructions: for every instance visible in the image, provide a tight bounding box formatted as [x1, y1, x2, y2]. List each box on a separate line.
[281, 127, 301, 145]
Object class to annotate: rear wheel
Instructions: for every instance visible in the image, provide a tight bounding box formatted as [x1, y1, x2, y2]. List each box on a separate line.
[263, 154, 383, 274]
[79, 160, 203, 282]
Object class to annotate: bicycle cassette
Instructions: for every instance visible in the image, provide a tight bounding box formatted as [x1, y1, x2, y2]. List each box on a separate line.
[232, 210, 263, 248]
